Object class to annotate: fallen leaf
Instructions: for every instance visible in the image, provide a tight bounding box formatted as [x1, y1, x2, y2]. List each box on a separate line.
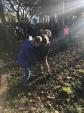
[47, 96, 55, 100]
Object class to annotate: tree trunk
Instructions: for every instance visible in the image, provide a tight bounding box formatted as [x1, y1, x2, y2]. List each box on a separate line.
[17, 0, 20, 23]
[16, 9, 20, 23]
[0, 0, 14, 50]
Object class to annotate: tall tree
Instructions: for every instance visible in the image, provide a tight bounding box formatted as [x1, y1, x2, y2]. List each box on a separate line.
[4, 0, 42, 23]
[0, 0, 13, 49]
[5, 0, 36, 22]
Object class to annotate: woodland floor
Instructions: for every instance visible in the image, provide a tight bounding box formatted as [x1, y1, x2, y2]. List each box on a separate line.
[0, 41, 84, 113]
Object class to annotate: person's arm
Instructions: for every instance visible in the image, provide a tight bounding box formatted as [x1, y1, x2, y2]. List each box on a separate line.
[18, 40, 30, 68]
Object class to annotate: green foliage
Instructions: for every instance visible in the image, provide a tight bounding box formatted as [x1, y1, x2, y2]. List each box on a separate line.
[75, 105, 83, 113]
[62, 86, 73, 95]
[78, 69, 84, 74]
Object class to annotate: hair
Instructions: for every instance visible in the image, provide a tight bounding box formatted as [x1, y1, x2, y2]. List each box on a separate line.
[43, 29, 52, 38]
[64, 25, 67, 27]
[34, 36, 42, 44]
[41, 34, 49, 45]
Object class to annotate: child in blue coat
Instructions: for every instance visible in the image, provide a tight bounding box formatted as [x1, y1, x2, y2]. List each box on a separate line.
[18, 36, 42, 82]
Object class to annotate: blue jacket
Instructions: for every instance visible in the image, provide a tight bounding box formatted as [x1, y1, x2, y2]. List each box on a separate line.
[18, 39, 38, 68]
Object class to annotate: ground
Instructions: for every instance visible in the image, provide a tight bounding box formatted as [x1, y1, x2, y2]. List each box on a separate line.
[0, 40, 84, 113]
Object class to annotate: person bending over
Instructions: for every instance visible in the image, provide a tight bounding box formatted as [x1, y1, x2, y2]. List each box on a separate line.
[18, 36, 42, 82]
[36, 34, 51, 75]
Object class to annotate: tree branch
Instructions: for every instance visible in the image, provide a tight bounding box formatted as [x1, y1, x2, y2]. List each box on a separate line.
[6, 0, 17, 12]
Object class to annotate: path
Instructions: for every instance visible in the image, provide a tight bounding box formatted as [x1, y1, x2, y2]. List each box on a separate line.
[0, 59, 8, 113]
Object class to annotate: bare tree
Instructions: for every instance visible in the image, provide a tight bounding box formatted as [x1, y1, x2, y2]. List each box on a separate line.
[4, 0, 42, 23]
[5, 0, 36, 22]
